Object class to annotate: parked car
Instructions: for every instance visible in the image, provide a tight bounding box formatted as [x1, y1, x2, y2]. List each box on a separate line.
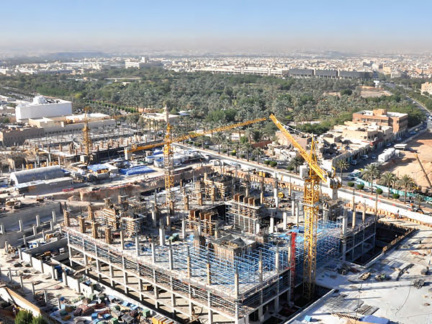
[351, 160, 358, 166]
[371, 154, 377, 159]
[361, 154, 369, 160]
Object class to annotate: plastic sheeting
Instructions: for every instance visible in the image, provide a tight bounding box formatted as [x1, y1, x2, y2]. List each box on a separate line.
[119, 166, 155, 176]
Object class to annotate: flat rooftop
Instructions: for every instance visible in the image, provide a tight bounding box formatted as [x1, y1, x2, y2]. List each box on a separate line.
[290, 218, 432, 324]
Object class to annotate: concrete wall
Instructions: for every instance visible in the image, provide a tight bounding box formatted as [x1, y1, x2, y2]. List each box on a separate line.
[0, 202, 62, 248]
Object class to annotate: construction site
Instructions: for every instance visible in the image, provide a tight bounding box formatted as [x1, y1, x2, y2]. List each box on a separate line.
[0, 107, 430, 324]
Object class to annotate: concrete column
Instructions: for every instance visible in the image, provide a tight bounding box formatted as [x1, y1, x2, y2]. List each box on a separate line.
[32, 282, 35, 295]
[258, 251, 263, 282]
[206, 262, 211, 285]
[18, 248, 22, 261]
[269, 215, 275, 234]
[151, 243, 156, 263]
[33, 225, 37, 236]
[187, 246, 191, 278]
[323, 208, 329, 223]
[22, 235, 27, 246]
[0, 223, 4, 234]
[20, 274, 23, 288]
[168, 242, 173, 270]
[52, 211, 57, 224]
[18, 219, 23, 232]
[109, 264, 114, 286]
[342, 209, 348, 235]
[151, 209, 157, 227]
[159, 223, 165, 246]
[36, 215, 40, 227]
[135, 236, 140, 256]
[4, 241, 7, 253]
[234, 267, 239, 298]
[8, 268, 12, 281]
[120, 230, 125, 250]
[352, 208, 356, 229]
[44, 290, 48, 303]
[255, 222, 260, 235]
[273, 173, 279, 209]
[49, 221, 53, 231]
[181, 219, 186, 239]
[283, 212, 287, 230]
[362, 205, 366, 223]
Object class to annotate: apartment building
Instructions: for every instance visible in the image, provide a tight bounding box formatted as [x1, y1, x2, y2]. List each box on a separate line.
[352, 109, 408, 137]
[421, 82, 432, 95]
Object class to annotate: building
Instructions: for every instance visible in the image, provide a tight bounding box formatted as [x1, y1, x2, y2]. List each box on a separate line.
[421, 82, 432, 95]
[0, 126, 44, 146]
[352, 109, 408, 137]
[16, 96, 72, 122]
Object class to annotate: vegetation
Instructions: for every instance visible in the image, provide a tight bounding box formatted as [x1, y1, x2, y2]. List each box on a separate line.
[269, 161, 278, 168]
[393, 193, 400, 199]
[362, 164, 380, 194]
[397, 175, 416, 203]
[379, 172, 398, 198]
[356, 183, 365, 190]
[0, 67, 425, 138]
[288, 156, 305, 173]
[376, 188, 383, 195]
[14, 310, 42, 324]
[335, 159, 349, 178]
[347, 182, 355, 187]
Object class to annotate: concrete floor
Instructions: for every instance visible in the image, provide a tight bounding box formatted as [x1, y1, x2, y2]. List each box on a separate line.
[290, 218, 432, 324]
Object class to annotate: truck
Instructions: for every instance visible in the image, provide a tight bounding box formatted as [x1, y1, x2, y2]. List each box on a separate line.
[378, 148, 396, 163]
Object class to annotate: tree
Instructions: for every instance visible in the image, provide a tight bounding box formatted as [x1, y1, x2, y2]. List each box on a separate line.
[335, 159, 349, 178]
[31, 316, 47, 324]
[362, 164, 380, 194]
[397, 175, 416, 203]
[15, 310, 33, 324]
[379, 172, 398, 198]
[289, 155, 305, 173]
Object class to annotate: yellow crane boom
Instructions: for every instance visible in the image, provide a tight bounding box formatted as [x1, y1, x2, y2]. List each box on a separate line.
[269, 113, 339, 300]
[269, 114, 328, 183]
[124, 117, 267, 157]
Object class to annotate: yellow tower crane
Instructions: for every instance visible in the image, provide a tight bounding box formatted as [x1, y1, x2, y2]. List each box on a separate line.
[125, 115, 266, 214]
[83, 107, 92, 164]
[269, 114, 340, 300]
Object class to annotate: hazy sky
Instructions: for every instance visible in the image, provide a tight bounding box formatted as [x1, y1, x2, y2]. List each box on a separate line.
[2, 0, 432, 54]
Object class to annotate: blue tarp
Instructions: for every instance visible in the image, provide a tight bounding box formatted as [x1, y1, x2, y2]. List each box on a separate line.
[87, 164, 109, 172]
[119, 166, 155, 176]
[361, 315, 389, 324]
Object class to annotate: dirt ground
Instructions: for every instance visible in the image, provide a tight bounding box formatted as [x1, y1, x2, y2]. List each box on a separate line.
[359, 87, 392, 98]
[381, 130, 432, 189]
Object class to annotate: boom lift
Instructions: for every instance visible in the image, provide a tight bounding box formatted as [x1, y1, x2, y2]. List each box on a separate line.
[269, 114, 340, 300]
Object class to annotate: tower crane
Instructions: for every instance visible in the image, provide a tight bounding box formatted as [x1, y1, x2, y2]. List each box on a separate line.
[83, 107, 92, 164]
[269, 114, 340, 300]
[125, 112, 266, 214]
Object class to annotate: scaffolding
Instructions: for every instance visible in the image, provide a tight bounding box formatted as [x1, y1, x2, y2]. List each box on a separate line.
[275, 219, 342, 282]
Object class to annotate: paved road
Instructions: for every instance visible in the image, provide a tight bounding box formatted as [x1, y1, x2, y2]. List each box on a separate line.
[174, 143, 432, 224]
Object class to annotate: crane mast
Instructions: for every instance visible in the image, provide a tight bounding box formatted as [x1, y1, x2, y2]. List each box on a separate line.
[269, 114, 338, 300]
[164, 106, 175, 216]
[83, 107, 92, 164]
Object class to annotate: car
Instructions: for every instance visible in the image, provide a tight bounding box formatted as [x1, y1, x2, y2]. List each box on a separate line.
[361, 154, 368, 160]
[371, 154, 377, 159]
[385, 143, 392, 147]
[409, 131, 417, 135]
[350, 160, 358, 166]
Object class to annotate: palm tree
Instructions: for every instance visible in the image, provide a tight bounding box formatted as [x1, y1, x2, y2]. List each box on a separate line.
[379, 172, 398, 198]
[335, 159, 349, 178]
[362, 164, 380, 194]
[397, 175, 416, 203]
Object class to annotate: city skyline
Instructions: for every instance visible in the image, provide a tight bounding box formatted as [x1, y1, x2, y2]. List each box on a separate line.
[2, 0, 432, 55]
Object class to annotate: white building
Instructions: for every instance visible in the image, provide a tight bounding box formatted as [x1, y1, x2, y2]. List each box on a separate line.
[15, 96, 72, 122]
